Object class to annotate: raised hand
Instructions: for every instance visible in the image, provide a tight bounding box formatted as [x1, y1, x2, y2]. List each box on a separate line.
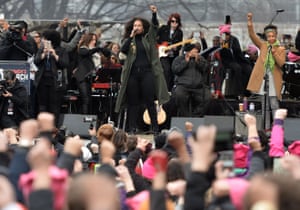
[149, 5, 157, 13]
[150, 150, 168, 172]
[191, 125, 217, 172]
[27, 138, 53, 170]
[247, 13, 253, 26]
[274, 109, 287, 120]
[244, 113, 257, 127]
[185, 121, 194, 132]
[64, 135, 84, 157]
[37, 112, 55, 132]
[100, 140, 116, 165]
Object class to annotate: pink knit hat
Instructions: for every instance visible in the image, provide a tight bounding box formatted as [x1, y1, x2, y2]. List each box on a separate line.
[234, 143, 250, 168]
[247, 44, 258, 55]
[219, 24, 231, 34]
[19, 166, 68, 210]
[227, 178, 250, 210]
[288, 140, 300, 156]
[142, 156, 156, 180]
[288, 51, 300, 62]
[126, 190, 149, 210]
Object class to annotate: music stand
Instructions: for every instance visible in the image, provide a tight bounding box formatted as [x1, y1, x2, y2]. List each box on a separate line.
[96, 66, 122, 124]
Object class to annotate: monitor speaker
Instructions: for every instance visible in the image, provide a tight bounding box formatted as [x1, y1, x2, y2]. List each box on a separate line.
[284, 118, 300, 144]
[58, 114, 97, 138]
[170, 117, 205, 132]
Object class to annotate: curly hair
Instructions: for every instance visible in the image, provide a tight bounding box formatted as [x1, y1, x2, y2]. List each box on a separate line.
[123, 17, 150, 39]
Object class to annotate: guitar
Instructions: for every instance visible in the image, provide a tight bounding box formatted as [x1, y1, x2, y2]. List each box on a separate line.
[158, 39, 194, 58]
[143, 101, 166, 125]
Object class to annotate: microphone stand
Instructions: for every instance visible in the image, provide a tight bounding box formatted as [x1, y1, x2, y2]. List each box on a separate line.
[269, 10, 284, 25]
[262, 46, 272, 130]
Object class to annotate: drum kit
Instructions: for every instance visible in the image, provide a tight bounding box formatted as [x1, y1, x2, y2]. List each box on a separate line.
[282, 62, 300, 98]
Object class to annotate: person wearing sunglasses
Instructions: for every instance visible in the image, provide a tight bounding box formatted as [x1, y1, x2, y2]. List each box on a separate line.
[157, 13, 183, 92]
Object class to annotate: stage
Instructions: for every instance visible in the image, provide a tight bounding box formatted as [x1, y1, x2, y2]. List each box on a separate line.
[60, 93, 300, 140]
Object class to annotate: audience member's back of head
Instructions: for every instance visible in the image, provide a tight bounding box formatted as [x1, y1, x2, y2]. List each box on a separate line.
[96, 123, 115, 143]
[154, 132, 167, 149]
[127, 135, 138, 152]
[244, 172, 300, 210]
[112, 129, 127, 152]
[67, 172, 120, 210]
[167, 158, 185, 182]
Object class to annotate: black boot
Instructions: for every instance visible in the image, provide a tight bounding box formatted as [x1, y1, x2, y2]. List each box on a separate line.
[128, 105, 138, 134]
[147, 103, 159, 135]
[82, 104, 89, 114]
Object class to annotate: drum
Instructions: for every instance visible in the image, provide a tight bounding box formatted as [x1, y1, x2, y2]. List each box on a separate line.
[283, 62, 300, 98]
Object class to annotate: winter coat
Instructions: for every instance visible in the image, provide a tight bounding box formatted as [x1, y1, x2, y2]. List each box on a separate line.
[115, 13, 170, 113]
[247, 23, 286, 100]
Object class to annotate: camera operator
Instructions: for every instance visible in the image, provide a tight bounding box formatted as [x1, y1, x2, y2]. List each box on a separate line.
[0, 20, 37, 60]
[0, 70, 29, 129]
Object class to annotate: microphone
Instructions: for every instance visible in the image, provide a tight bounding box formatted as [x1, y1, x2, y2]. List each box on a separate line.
[276, 9, 285, 13]
[268, 45, 272, 52]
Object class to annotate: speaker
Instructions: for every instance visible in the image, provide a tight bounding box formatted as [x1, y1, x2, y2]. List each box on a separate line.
[284, 118, 300, 143]
[204, 115, 234, 132]
[234, 112, 263, 136]
[170, 117, 204, 132]
[170, 116, 235, 133]
[58, 114, 97, 138]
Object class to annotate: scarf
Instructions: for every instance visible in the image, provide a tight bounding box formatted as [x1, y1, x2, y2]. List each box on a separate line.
[264, 40, 280, 72]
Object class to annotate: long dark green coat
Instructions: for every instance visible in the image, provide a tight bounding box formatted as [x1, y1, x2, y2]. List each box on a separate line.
[115, 15, 170, 113]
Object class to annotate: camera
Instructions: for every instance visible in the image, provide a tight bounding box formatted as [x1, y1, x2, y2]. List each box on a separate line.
[6, 24, 22, 42]
[0, 81, 7, 95]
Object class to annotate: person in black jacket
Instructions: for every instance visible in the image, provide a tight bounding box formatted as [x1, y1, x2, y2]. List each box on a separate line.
[0, 20, 37, 60]
[73, 32, 110, 114]
[34, 30, 69, 125]
[0, 70, 28, 129]
[157, 13, 183, 91]
[219, 24, 252, 98]
[172, 43, 210, 117]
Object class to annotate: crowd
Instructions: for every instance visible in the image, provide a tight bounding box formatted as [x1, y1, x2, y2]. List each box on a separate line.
[1, 107, 300, 210]
[0, 4, 300, 210]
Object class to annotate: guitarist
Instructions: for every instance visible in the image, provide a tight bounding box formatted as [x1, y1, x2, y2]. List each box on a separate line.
[157, 13, 183, 91]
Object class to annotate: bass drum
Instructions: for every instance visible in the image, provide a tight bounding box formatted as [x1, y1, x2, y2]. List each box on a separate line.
[283, 62, 300, 98]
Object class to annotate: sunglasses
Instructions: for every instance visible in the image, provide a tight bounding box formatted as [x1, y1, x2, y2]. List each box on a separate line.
[171, 20, 178, 23]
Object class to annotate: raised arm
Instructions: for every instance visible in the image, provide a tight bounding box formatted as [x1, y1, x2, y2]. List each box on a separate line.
[148, 5, 159, 41]
[247, 13, 263, 49]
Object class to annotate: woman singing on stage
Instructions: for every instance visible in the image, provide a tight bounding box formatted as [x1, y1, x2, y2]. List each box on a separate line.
[115, 5, 169, 134]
